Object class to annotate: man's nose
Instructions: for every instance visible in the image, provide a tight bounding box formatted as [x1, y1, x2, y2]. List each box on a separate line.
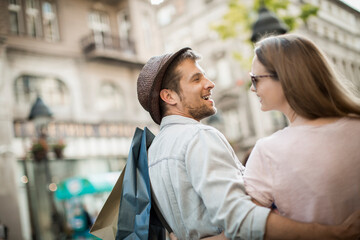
[205, 77, 215, 89]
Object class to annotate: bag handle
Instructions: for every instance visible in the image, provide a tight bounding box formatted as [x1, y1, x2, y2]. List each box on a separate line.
[144, 127, 173, 234]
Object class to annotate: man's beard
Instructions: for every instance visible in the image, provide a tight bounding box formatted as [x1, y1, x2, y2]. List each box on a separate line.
[186, 103, 217, 121]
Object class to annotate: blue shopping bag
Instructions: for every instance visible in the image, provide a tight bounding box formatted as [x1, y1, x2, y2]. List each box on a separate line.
[115, 127, 160, 240]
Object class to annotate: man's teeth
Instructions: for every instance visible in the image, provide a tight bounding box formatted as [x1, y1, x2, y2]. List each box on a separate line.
[203, 96, 210, 100]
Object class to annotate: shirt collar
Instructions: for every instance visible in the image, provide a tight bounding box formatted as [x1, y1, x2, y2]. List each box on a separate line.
[160, 115, 200, 130]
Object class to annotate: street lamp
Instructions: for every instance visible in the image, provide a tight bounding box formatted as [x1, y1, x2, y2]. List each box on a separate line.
[28, 96, 63, 238]
[250, 2, 289, 132]
[251, 3, 288, 43]
[28, 96, 53, 136]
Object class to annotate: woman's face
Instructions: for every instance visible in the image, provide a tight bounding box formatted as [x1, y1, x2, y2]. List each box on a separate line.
[250, 55, 288, 113]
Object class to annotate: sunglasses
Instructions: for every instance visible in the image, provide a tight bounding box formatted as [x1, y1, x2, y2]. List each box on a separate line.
[249, 72, 277, 90]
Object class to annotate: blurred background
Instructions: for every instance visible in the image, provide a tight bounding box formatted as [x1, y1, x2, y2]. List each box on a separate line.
[0, 0, 359, 239]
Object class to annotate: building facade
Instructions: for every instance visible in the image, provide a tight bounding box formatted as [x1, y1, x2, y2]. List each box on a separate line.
[0, 0, 162, 239]
[153, 0, 360, 161]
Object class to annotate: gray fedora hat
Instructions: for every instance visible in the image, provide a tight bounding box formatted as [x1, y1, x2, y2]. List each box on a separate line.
[137, 47, 191, 124]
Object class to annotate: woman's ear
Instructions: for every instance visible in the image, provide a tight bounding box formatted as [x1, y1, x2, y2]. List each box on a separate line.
[160, 89, 178, 106]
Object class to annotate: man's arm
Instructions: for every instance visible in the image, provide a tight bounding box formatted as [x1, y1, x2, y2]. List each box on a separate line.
[265, 210, 360, 240]
[186, 129, 270, 239]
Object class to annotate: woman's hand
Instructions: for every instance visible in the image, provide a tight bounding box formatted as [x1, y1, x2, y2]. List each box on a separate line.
[169, 232, 178, 240]
[336, 210, 360, 239]
[170, 231, 228, 240]
[201, 232, 228, 240]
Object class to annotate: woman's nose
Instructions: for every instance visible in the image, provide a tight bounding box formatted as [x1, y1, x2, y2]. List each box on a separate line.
[250, 83, 256, 92]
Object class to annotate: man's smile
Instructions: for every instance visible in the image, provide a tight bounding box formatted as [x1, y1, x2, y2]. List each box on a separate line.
[202, 92, 212, 101]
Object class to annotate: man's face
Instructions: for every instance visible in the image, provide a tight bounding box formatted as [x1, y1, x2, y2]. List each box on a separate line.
[175, 59, 216, 121]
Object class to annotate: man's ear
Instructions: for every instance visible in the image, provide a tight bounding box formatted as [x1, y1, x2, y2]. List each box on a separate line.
[160, 89, 178, 106]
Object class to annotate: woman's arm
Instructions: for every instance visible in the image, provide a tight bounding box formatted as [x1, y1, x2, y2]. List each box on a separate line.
[200, 210, 360, 240]
[265, 210, 360, 240]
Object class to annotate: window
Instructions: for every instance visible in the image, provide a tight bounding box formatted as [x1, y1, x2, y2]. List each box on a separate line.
[8, 0, 61, 40]
[222, 110, 242, 142]
[117, 10, 132, 50]
[142, 12, 153, 49]
[343, 34, 348, 46]
[334, 31, 338, 43]
[323, 26, 329, 39]
[95, 82, 123, 112]
[8, 0, 22, 35]
[216, 58, 232, 89]
[42, 1, 59, 41]
[88, 11, 111, 47]
[14, 75, 69, 107]
[311, 21, 317, 33]
[25, 0, 42, 37]
[8, 0, 59, 41]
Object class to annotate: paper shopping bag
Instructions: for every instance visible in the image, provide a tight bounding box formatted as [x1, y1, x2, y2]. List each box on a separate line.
[90, 127, 144, 239]
[89, 166, 126, 239]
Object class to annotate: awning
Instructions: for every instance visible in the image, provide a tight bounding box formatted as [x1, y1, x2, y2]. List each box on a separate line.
[55, 171, 120, 200]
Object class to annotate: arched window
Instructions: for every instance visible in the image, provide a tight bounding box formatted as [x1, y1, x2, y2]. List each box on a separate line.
[95, 82, 123, 112]
[14, 75, 69, 107]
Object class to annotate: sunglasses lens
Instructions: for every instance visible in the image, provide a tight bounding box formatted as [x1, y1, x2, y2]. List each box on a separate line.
[251, 76, 257, 89]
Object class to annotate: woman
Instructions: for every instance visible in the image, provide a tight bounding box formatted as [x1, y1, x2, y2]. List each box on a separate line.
[244, 34, 360, 225]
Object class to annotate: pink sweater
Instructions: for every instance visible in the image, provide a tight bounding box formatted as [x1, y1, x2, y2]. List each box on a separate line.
[244, 117, 360, 224]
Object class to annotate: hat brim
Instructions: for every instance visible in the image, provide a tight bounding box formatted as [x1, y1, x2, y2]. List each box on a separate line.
[149, 47, 191, 124]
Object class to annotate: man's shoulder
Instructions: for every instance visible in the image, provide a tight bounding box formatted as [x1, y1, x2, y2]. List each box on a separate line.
[166, 121, 220, 136]
[152, 122, 222, 147]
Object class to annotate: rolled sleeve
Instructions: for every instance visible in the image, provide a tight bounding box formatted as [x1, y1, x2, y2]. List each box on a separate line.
[185, 128, 271, 239]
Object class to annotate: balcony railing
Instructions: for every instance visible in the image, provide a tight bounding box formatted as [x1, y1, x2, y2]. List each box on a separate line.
[81, 32, 139, 63]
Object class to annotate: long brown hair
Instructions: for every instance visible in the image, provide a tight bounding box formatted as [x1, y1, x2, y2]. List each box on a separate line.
[254, 34, 360, 119]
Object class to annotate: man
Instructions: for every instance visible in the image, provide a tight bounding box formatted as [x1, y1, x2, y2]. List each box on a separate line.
[137, 47, 360, 239]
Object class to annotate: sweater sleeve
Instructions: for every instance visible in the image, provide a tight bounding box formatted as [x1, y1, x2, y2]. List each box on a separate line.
[185, 128, 270, 240]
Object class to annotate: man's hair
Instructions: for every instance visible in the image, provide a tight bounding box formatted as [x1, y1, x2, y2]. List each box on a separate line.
[159, 49, 201, 117]
[255, 34, 360, 119]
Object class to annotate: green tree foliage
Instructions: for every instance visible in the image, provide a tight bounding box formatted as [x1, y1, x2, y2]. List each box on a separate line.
[212, 0, 318, 41]
[211, 0, 318, 72]
[300, 3, 320, 22]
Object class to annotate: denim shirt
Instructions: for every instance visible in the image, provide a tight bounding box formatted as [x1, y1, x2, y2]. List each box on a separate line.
[148, 115, 270, 240]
